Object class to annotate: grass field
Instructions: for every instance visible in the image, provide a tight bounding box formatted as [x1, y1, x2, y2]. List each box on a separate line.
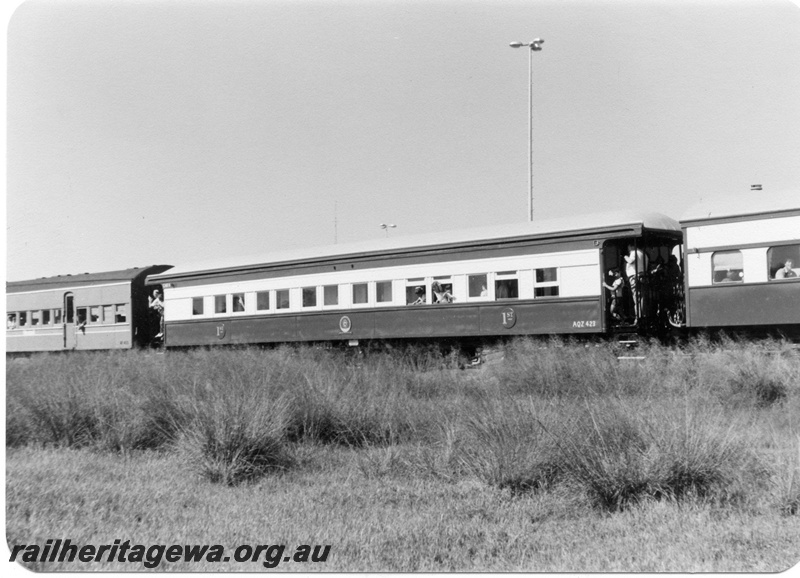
[6, 338, 800, 572]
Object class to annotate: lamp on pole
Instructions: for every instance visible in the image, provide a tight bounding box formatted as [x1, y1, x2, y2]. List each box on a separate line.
[509, 38, 544, 222]
[379, 223, 397, 237]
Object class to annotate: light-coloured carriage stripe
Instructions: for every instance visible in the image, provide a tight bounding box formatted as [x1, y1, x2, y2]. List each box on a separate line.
[6, 281, 130, 296]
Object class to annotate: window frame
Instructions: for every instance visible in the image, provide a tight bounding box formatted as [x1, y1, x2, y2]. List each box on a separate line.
[467, 273, 491, 301]
[276, 289, 291, 311]
[323, 285, 339, 307]
[232, 293, 247, 313]
[767, 244, 800, 281]
[494, 271, 519, 300]
[352, 282, 369, 306]
[256, 291, 271, 312]
[534, 267, 560, 298]
[214, 295, 227, 314]
[192, 297, 204, 316]
[405, 278, 427, 306]
[302, 286, 318, 308]
[711, 250, 744, 284]
[375, 280, 393, 304]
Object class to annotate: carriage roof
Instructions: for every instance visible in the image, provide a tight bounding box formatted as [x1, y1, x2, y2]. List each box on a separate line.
[680, 189, 799, 224]
[7, 265, 171, 294]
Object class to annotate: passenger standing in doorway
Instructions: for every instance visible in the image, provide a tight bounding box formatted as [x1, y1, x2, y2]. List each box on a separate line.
[624, 243, 648, 322]
[603, 269, 625, 322]
[149, 289, 165, 338]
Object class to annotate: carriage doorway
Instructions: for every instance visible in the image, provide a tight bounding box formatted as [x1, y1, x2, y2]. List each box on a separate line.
[64, 292, 76, 349]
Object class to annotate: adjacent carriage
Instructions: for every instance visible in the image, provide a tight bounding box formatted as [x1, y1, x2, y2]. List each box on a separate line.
[145, 211, 682, 348]
[6, 265, 172, 352]
[680, 191, 800, 336]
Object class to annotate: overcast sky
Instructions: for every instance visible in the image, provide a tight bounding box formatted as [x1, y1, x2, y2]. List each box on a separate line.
[6, 0, 800, 281]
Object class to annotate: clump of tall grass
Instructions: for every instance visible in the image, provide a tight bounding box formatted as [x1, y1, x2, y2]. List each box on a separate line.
[489, 337, 682, 398]
[285, 351, 446, 446]
[551, 400, 764, 510]
[772, 434, 800, 516]
[175, 391, 294, 486]
[455, 397, 561, 494]
[452, 393, 767, 511]
[7, 354, 118, 447]
[6, 352, 188, 450]
[681, 335, 798, 407]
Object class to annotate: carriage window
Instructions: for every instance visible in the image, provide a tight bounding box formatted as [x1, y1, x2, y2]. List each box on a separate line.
[768, 245, 800, 280]
[535, 267, 560, 297]
[431, 277, 454, 304]
[376, 281, 393, 303]
[215, 295, 227, 314]
[192, 298, 204, 316]
[7, 313, 17, 330]
[323, 285, 338, 306]
[42, 310, 51, 325]
[256, 292, 270, 311]
[90, 307, 101, 323]
[302, 287, 317, 308]
[233, 293, 246, 312]
[76, 308, 87, 325]
[103, 305, 114, 323]
[53, 309, 62, 324]
[406, 280, 426, 305]
[276, 290, 290, 310]
[31, 311, 41, 326]
[712, 251, 744, 284]
[468, 274, 489, 298]
[495, 271, 519, 300]
[352, 283, 368, 305]
[116, 304, 127, 323]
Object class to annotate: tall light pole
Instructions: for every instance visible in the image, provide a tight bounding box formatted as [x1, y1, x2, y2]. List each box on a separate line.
[379, 223, 396, 237]
[509, 38, 544, 222]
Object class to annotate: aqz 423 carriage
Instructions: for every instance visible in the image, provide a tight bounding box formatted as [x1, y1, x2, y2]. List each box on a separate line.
[145, 211, 683, 348]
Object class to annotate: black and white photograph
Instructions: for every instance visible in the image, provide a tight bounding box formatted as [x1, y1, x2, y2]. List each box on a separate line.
[5, 0, 800, 572]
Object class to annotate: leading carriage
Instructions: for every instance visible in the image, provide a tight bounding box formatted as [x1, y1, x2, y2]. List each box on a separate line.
[6, 265, 172, 353]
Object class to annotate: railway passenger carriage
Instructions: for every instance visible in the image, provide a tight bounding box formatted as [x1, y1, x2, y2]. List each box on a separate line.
[681, 192, 800, 334]
[6, 266, 171, 352]
[146, 212, 682, 348]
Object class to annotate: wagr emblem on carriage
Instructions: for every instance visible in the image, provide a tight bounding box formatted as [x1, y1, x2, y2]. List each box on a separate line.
[339, 316, 352, 334]
[215, 323, 226, 339]
[501, 307, 517, 329]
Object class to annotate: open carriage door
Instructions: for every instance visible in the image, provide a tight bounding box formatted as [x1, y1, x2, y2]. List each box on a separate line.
[63, 292, 76, 349]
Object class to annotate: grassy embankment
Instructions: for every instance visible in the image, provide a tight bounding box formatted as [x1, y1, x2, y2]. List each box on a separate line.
[6, 338, 800, 571]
